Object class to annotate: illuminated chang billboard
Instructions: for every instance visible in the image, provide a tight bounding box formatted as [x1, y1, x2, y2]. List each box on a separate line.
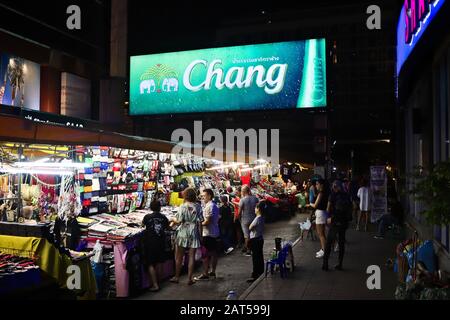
[130, 39, 327, 115]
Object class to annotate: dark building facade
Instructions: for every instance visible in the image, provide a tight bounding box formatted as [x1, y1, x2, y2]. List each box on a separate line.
[0, 0, 127, 130]
[128, 1, 398, 174]
[397, 0, 450, 268]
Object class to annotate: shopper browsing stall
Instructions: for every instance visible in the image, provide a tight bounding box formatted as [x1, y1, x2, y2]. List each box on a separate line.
[307, 179, 329, 259]
[239, 186, 259, 256]
[170, 188, 202, 286]
[142, 199, 170, 292]
[247, 201, 266, 283]
[195, 189, 220, 281]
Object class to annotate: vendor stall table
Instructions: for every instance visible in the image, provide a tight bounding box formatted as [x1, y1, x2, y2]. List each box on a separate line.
[0, 235, 97, 300]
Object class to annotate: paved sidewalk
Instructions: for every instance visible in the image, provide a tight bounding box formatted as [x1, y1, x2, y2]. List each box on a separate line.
[136, 215, 303, 300]
[241, 225, 402, 300]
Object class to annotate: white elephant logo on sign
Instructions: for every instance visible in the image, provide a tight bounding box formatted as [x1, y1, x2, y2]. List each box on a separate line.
[162, 78, 179, 92]
[140, 64, 178, 94]
[140, 80, 156, 94]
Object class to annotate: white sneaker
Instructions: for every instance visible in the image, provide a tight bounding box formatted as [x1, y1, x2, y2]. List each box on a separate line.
[316, 250, 324, 258]
[225, 247, 234, 255]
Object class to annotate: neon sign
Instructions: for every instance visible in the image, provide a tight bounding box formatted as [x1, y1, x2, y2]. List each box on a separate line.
[397, 0, 446, 75]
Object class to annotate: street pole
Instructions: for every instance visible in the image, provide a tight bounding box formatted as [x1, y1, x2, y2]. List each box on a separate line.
[17, 146, 23, 222]
[350, 149, 354, 180]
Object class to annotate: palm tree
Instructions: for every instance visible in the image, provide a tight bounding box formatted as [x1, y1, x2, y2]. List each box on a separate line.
[140, 64, 178, 92]
[7, 58, 25, 104]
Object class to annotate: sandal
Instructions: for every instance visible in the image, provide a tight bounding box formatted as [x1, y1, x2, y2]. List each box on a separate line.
[169, 278, 179, 284]
[149, 287, 160, 292]
[188, 280, 195, 286]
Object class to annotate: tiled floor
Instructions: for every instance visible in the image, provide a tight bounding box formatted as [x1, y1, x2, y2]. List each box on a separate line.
[136, 214, 303, 300]
[242, 223, 402, 300]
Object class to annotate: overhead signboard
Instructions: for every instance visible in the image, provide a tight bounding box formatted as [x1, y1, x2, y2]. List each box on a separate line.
[397, 0, 446, 75]
[130, 39, 327, 115]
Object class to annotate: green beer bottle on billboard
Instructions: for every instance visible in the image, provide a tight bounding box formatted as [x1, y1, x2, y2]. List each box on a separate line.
[130, 38, 326, 115]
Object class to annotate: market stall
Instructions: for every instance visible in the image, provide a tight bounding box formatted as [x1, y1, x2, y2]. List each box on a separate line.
[0, 142, 213, 298]
[0, 132, 311, 299]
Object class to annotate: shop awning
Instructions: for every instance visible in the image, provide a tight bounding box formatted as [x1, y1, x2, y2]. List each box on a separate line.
[0, 113, 177, 153]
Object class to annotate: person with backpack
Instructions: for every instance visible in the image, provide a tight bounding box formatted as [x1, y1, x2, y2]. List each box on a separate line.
[322, 180, 352, 271]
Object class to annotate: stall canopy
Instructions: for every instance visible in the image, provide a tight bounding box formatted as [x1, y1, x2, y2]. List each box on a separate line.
[0, 113, 177, 153]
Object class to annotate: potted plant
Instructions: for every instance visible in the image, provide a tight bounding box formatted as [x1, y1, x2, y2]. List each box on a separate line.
[409, 160, 450, 226]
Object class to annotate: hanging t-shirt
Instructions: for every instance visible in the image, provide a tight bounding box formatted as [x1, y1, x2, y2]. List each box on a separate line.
[280, 164, 293, 182]
[241, 172, 251, 186]
[291, 164, 301, 175]
[252, 169, 261, 183]
[232, 196, 241, 220]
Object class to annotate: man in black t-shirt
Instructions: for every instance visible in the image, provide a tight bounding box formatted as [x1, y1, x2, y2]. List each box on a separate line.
[219, 196, 235, 255]
[142, 200, 169, 292]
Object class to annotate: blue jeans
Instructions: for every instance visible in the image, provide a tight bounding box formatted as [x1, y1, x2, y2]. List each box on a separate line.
[377, 215, 399, 237]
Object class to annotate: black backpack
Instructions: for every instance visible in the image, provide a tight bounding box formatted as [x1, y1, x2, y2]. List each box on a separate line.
[333, 192, 353, 224]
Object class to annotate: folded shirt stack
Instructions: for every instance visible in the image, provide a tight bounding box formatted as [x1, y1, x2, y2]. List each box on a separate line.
[77, 217, 97, 240]
[106, 228, 139, 241]
[0, 254, 41, 295]
[87, 223, 117, 240]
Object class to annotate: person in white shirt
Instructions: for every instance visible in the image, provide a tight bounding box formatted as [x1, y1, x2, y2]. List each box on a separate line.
[356, 179, 371, 232]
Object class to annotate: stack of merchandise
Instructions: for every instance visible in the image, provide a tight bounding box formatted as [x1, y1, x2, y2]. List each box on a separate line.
[76, 146, 110, 217]
[117, 211, 147, 226]
[77, 217, 97, 241]
[87, 223, 116, 241]
[106, 228, 140, 242]
[84, 211, 146, 243]
[0, 253, 41, 295]
[160, 206, 179, 221]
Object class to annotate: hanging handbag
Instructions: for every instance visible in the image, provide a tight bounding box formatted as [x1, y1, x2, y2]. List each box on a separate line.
[6, 209, 15, 222]
[171, 165, 179, 177]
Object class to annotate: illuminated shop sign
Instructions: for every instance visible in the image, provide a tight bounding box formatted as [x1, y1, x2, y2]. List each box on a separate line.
[397, 0, 446, 75]
[23, 110, 86, 128]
